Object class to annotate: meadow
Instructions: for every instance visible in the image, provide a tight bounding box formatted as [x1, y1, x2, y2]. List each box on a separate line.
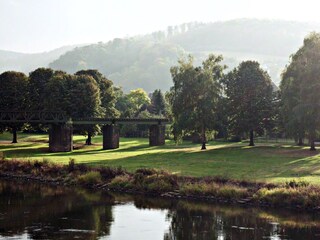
[1, 132, 320, 184]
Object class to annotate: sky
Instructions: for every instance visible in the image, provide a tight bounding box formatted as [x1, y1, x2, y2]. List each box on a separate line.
[1, 0, 320, 53]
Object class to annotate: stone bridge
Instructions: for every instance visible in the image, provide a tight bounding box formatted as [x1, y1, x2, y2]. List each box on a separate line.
[0, 111, 170, 152]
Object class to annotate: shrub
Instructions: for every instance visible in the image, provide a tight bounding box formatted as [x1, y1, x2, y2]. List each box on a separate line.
[33, 160, 43, 169]
[180, 182, 249, 200]
[98, 166, 126, 180]
[77, 163, 88, 173]
[68, 158, 75, 172]
[77, 171, 102, 185]
[285, 179, 310, 188]
[109, 175, 132, 189]
[135, 168, 159, 176]
[253, 186, 320, 208]
[132, 170, 178, 193]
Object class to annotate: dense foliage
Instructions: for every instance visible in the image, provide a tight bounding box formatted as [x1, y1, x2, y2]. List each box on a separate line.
[168, 55, 224, 149]
[280, 32, 320, 150]
[223, 61, 274, 146]
[45, 19, 318, 91]
[1, 31, 320, 150]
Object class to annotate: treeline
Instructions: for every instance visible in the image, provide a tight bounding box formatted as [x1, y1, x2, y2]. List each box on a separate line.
[168, 32, 320, 151]
[0, 69, 167, 144]
[1, 32, 320, 150]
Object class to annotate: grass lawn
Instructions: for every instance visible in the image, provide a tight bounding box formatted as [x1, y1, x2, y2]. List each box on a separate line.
[1, 132, 320, 184]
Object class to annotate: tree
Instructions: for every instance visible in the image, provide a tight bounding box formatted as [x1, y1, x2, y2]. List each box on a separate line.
[27, 68, 56, 132]
[149, 89, 167, 116]
[168, 54, 224, 149]
[28, 68, 55, 111]
[280, 65, 305, 145]
[43, 72, 101, 145]
[281, 32, 320, 150]
[75, 70, 118, 117]
[0, 71, 29, 143]
[223, 61, 273, 146]
[75, 70, 119, 144]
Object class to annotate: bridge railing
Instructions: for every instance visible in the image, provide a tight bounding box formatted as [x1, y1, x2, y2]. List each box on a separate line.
[0, 111, 170, 125]
[0, 111, 68, 123]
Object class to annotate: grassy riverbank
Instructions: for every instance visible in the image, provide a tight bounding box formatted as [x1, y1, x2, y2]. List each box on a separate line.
[1, 132, 320, 184]
[1, 159, 320, 211]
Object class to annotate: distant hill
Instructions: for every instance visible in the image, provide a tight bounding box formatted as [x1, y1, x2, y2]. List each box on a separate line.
[0, 45, 82, 74]
[50, 39, 186, 92]
[2, 19, 320, 92]
[49, 19, 320, 91]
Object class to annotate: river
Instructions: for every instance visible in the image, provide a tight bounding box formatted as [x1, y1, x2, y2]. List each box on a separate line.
[0, 179, 320, 240]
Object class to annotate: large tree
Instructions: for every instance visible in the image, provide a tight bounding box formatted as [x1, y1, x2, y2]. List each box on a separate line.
[281, 33, 320, 150]
[43, 72, 102, 145]
[0, 71, 29, 143]
[28, 68, 55, 111]
[168, 54, 224, 149]
[75, 70, 118, 117]
[75, 70, 118, 144]
[223, 61, 273, 146]
[27, 68, 56, 133]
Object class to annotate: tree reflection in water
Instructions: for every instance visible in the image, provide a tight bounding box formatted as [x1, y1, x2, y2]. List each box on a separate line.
[1, 179, 320, 240]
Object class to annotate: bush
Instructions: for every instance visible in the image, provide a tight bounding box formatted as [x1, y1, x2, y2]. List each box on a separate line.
[68, 158, 75, 172]
[98, 166, 126, 180]
[285, 179, 310, 188]
[254, 186, 320, 208]
[109, 175, 132, 189]
[77, 171, 102, 185]
[180, 182, 249, 200]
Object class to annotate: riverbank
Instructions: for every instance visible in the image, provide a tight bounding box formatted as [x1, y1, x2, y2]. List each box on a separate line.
[1, 133, 320, 184]
[1, 159, 320, 211]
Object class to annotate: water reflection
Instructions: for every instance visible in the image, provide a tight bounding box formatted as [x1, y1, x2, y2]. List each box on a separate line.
[1, 179, 320, 240]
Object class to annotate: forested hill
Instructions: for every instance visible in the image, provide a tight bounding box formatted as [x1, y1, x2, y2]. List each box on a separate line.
[0, 45, 82, 74]
[2, 19, 320, 92]
[49, 19, 320, 91]
[50, 40, 185, 92]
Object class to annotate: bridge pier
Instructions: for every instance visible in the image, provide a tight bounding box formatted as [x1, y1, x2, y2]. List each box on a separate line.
[149, 124, 165, 146]
[103, 124, 119, 149]
[49, 124, 73, 152]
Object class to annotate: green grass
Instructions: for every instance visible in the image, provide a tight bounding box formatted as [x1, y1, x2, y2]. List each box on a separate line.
[1, 132, 320, 184]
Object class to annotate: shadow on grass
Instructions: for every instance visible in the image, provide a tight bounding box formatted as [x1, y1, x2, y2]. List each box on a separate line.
[79, 145, 320, 181]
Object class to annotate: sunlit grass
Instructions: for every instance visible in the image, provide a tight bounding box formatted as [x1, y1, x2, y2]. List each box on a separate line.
[1, 132, 320, 184]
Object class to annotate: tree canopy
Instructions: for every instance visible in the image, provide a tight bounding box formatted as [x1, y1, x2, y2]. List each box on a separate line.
[280, 32, 320, 150]
[168, 54, 225, 149]
[223, 61, 274, 146]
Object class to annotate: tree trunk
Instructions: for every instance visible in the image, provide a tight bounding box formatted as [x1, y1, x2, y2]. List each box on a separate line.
[12, 127, 17, 144]
[310, 135, 316, 151]
[85, 133, 92, 145]
[298, 137, 303, 146]
[201, 126, 206, 150]
[249, 130, 254, 146]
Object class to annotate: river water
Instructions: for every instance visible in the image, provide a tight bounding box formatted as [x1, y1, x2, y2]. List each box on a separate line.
[1, 179, 320, 240]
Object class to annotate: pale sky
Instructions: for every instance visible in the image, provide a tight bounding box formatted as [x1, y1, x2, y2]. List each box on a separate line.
[1, 0, 320, 53]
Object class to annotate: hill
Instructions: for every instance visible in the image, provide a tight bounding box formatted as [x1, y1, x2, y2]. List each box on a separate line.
[0, 45, 82, 74]
[2, 19, 320, 91]
[49, 19, 320, 91]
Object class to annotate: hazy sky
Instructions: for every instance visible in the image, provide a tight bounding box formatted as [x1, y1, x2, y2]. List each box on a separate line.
[1, 0, 320, 53]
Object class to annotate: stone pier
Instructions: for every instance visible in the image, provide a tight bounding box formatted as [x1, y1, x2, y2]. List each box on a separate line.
[149, 124, 165, 146]
[103, 124, 119, 149]
[49, 124, 73, 152]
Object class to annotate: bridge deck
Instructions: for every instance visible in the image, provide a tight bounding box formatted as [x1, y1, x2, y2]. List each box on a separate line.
[0, 111, 169, 125]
